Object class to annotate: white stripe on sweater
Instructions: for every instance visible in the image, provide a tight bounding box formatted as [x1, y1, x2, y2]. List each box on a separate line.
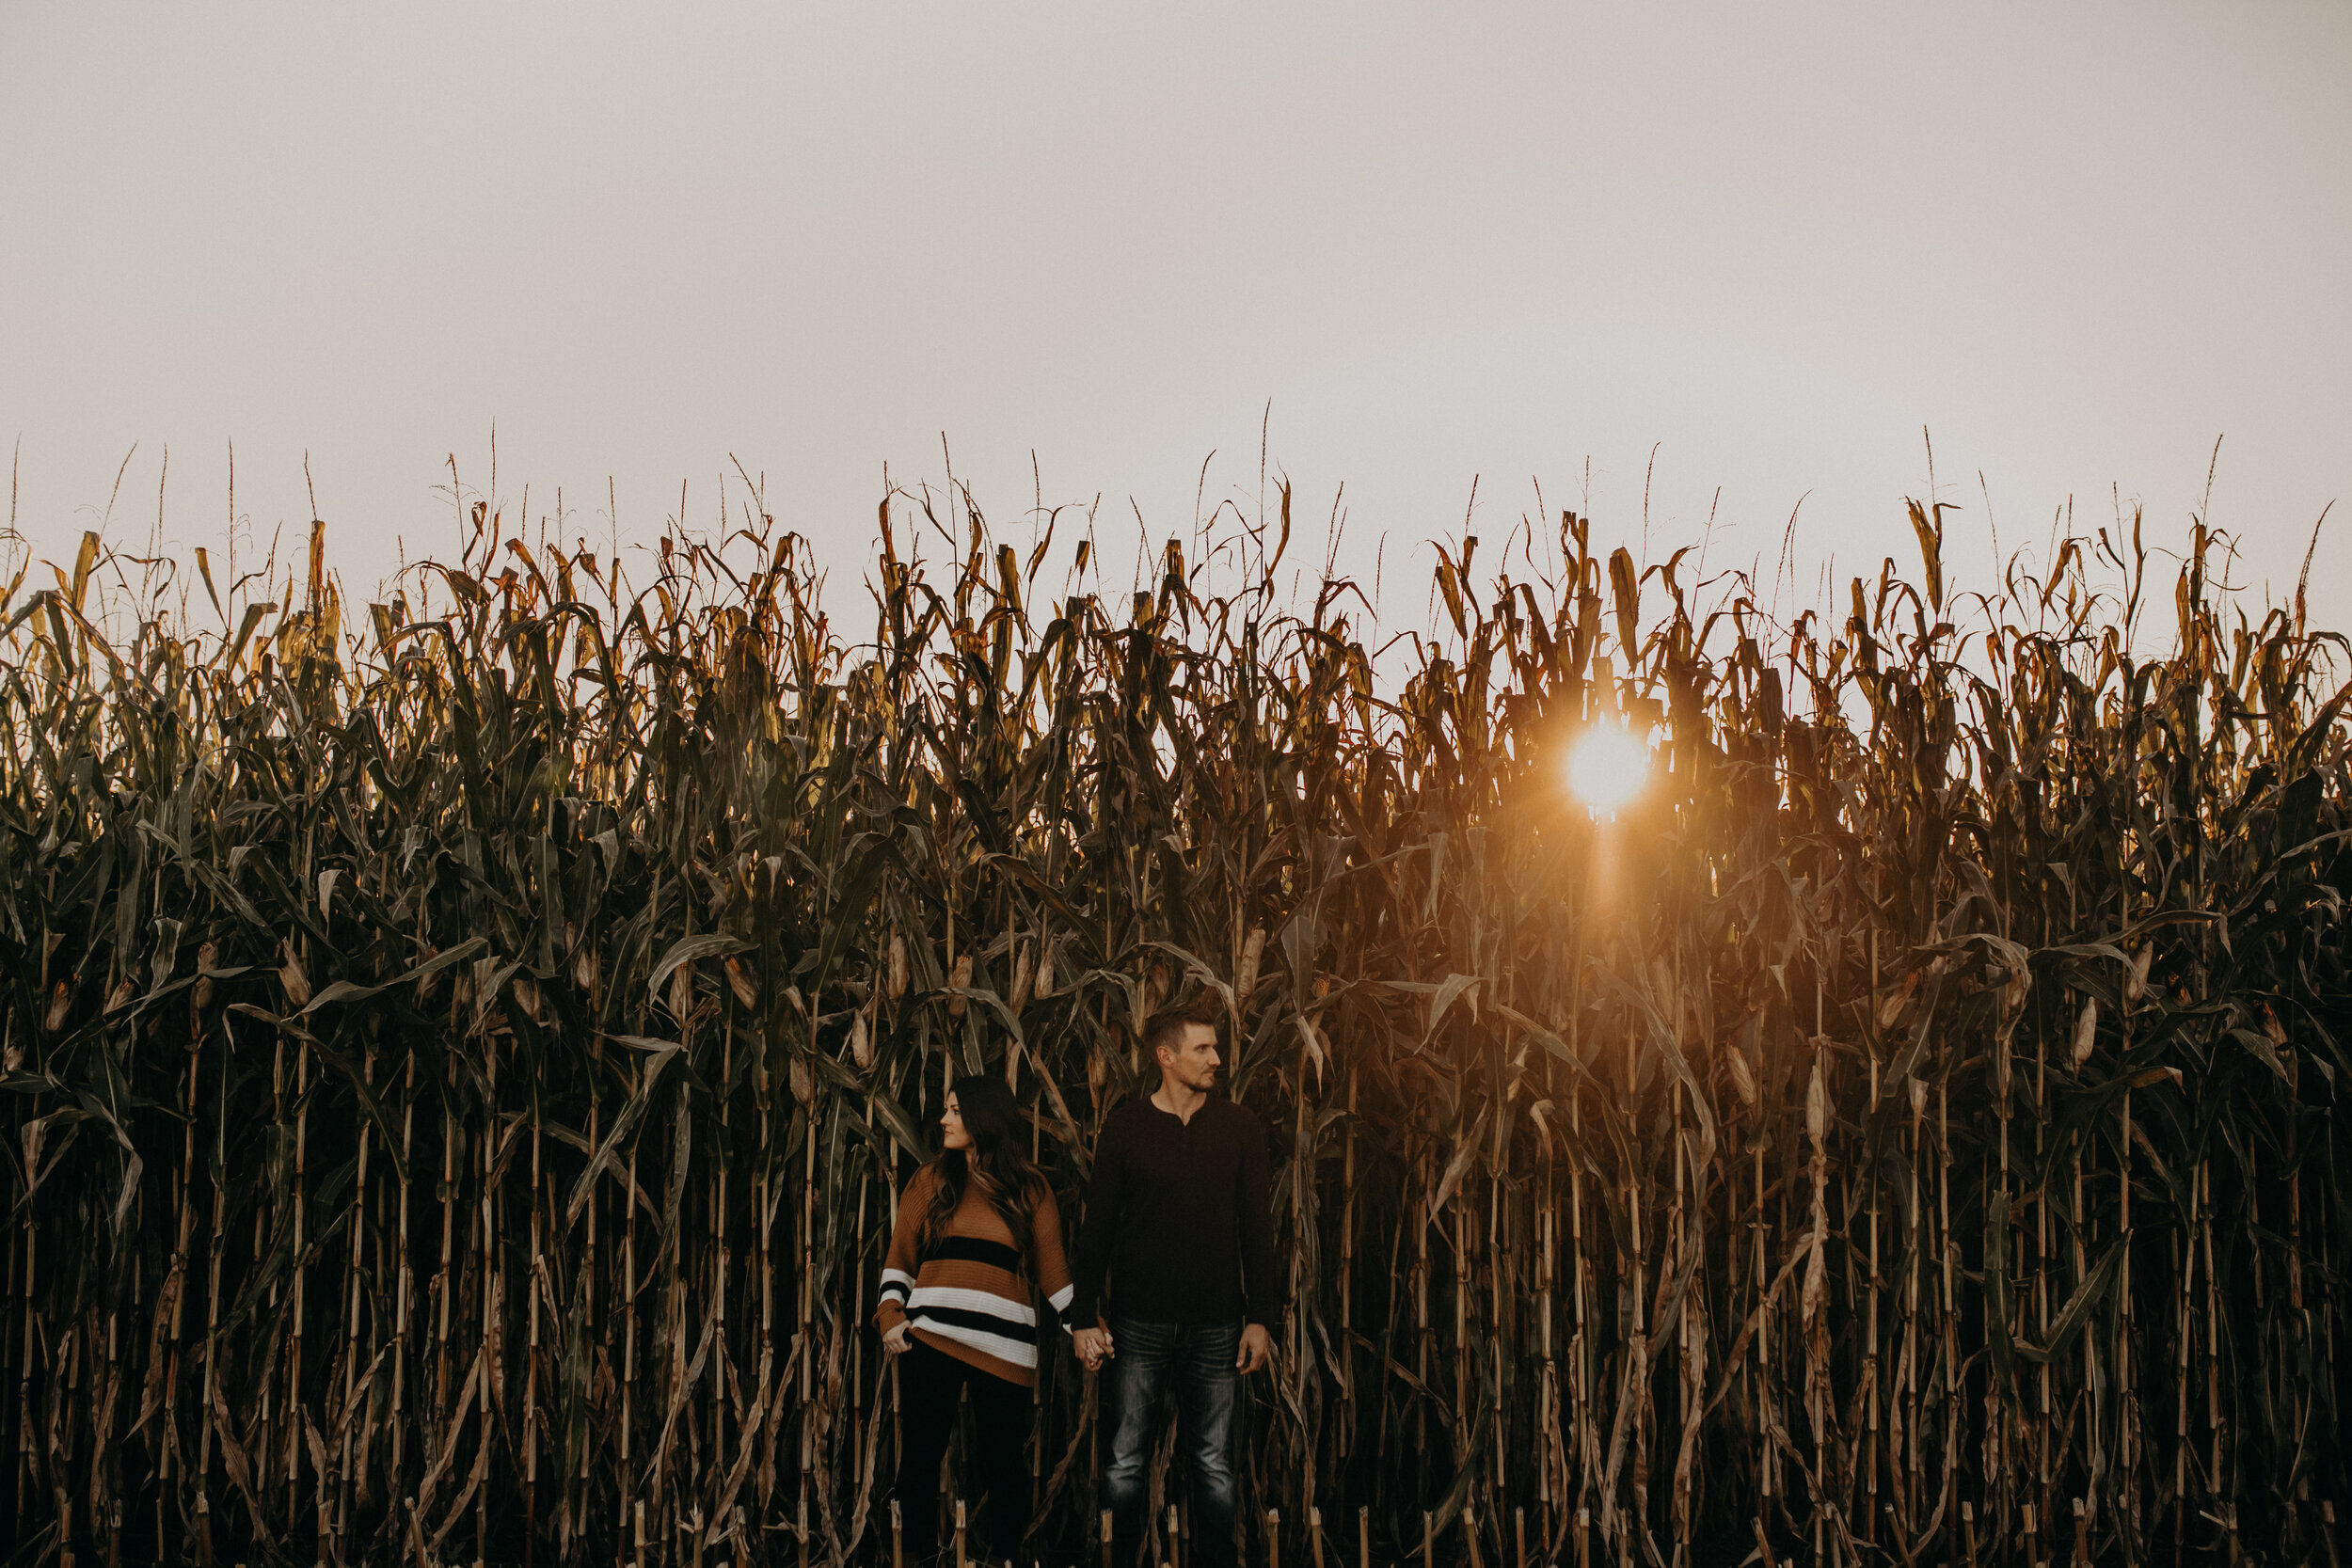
[910, 1316, 1041, 1370]
[906, 1283, 1038, 1326]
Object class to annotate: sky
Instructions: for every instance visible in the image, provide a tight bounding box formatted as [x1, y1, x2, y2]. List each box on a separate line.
[4, 2, 2347, 638]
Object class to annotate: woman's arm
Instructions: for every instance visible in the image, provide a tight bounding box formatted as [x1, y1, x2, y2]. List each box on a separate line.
[876, 1166, 931, 1352]
[1032, 1187, 1076, 1332]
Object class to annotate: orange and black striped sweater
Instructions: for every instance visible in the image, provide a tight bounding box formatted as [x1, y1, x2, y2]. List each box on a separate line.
[874, 1164, 1074, 1387]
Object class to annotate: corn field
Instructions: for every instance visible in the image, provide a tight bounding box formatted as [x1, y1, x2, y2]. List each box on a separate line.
[0, 473, 2345, 1568]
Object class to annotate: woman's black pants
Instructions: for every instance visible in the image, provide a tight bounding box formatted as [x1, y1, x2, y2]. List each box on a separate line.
[895, 1338, 1033, 1563]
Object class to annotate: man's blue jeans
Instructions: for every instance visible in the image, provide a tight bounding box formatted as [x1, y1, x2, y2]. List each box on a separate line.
[1103, 1316, 1240, 1568]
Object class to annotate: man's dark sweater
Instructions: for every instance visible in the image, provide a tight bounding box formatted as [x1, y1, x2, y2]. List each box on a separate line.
[1072, 1094, 1282, 1328]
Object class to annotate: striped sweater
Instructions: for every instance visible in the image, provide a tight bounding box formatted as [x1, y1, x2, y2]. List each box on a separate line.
[875, 1163, 1074, 1386]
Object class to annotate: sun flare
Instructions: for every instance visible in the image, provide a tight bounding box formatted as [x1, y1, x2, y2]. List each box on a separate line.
[1566, 724, 1649, 815]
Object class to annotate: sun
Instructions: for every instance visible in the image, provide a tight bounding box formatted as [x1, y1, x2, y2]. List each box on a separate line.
[1566, 724, 1649, 816]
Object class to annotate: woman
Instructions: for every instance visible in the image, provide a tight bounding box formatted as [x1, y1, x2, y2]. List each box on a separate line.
[877, 1075, 1073, 1565]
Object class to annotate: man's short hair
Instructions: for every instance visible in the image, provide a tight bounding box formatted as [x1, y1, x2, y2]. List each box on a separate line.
[1141, 994, 1218, 1060]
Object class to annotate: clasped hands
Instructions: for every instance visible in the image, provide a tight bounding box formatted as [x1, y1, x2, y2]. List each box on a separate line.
[1071, 1323, 1273, 1374]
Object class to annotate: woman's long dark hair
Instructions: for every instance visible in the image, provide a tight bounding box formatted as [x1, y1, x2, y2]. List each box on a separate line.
[914, 1075, 1048, 1276]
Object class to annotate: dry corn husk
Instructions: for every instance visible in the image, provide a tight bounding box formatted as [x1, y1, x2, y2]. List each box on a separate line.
[1804, 1058, 1826, 1151]
[1875, 970, 1920, 1031]
[724, 956, 758, 1009]
[1236, 927, 1266, 1008]
[947, 952, 972, 1017]
[2072, 997, 2099, 1068]
[1724, 1046, 1758, 1107]
[278, 942, 311, 1009]
[1009, 940, 1034, 1014]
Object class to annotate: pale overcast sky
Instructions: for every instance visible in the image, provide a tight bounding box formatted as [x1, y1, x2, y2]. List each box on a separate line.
[3, 3, 2346, 629]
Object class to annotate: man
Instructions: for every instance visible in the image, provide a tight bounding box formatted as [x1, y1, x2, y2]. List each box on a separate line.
[1072, 997, 1281, 1568]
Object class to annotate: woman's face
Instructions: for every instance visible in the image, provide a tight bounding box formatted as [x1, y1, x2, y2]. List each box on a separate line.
[941, 1094, 972, 1150]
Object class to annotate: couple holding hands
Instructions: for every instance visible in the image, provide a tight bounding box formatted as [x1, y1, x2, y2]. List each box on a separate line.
[875, 1000, 1280, 1568]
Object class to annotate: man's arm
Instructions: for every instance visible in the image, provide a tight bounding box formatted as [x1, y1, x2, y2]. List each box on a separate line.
[1236, 1110, 1282, 1329]
[1032, 1187, 1076, 1331]
[1069, 1110, 1127, 1329]
[1233, 1110, 1281, 1373]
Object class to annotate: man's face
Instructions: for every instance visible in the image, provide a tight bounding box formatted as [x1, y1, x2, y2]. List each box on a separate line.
[1158, 1021, 1221, 1091]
